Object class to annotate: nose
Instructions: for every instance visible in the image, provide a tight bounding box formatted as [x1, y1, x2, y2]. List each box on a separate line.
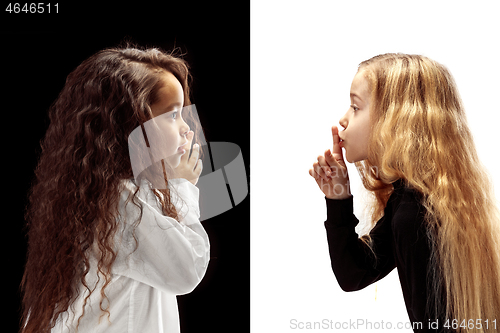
[339, 109, 349, 130]
[180, 119, 190, 137]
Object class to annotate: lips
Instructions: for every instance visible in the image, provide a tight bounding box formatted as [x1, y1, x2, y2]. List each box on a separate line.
[177, 141, 189, 153]
[338, 135, 345, 147]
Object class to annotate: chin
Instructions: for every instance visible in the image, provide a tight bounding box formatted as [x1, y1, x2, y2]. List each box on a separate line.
[344, 148, 367, 164]
[345, 152, 355, 164]
[346, 154, 366, 164]
[165, 155, 182, 169]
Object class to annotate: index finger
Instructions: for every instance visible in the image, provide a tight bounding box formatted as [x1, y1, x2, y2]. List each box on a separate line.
[331, 125, 342, 155]
[186, 130, 194, 148]
[180, 130, 194, 161]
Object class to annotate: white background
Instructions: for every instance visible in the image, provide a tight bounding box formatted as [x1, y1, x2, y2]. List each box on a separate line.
[251, 0, 500, 332]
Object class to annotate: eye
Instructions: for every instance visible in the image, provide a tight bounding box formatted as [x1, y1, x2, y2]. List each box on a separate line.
[171, 112, 178, 119]
[350, 104, 360, 112]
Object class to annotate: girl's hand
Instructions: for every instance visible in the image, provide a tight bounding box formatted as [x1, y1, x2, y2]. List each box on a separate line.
[309, 126, 351, 199]
[173, 131, 203, 185]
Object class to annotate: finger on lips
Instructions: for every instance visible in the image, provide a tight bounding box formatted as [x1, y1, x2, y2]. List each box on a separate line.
[331, 126, 343, 155]
[181, 131, 194, 161]
[186, 130, 194, 147]
[190, 143, 199, 164]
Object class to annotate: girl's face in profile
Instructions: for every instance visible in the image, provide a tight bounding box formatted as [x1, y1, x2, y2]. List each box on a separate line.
[149, 71, 191, 168]
[338, 69, 372, 163]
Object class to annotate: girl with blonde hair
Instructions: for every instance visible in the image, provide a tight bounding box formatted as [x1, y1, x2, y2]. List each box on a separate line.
[309, 53, 500, 332]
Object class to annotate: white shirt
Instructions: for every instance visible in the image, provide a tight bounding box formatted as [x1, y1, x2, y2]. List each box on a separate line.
[52, 179, 210, 333]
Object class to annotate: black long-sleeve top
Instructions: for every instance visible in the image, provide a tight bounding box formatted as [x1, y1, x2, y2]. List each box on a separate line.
[324, 179, 446, 332]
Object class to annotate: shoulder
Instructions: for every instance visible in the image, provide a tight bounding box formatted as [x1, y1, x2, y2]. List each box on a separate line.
[389, 180, 424, 212]
[120, 178, 198, 202]
[119, 178, 157, 207]
[117, 178, 164, 223]
[118, 178, 200, 222]
[389, 181, 427, 236]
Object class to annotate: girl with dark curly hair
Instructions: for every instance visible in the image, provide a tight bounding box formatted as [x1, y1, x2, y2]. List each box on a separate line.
[21, 46, 209, 333]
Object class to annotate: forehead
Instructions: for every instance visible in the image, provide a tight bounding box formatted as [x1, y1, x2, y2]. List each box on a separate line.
[154, 71, 184, 104]
[350, 69, 371, 100]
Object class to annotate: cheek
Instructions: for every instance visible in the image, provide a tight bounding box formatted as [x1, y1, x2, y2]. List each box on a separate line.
[162, 132, 179, 155]
[347, 123, 364, 143]
[147, 124, 179, 157]
[354, 114, 371, 142]
[344, 116, 371, 161]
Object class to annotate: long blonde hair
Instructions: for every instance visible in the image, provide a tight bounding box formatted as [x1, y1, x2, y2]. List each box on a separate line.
[356, 53, 500, 331]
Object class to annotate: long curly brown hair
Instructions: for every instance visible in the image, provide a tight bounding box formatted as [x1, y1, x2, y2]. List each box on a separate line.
[21, 46, 201, 332]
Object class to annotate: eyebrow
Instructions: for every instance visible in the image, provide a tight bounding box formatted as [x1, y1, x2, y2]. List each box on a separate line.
[350, 93, 361, 99]
[151, 102, 182, 118]
[156, 104, 182, 116]
[165, 102, 183, 111]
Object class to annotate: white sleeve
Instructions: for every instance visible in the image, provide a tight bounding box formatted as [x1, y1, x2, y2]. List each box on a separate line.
[112, 179, 210, 295]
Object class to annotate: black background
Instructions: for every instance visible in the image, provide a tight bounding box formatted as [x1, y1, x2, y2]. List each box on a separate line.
[2, 2, 249, 332]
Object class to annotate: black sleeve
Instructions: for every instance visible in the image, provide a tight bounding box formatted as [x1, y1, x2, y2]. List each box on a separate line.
[391, 198, 434, 325]
[324, 196, 396, 292]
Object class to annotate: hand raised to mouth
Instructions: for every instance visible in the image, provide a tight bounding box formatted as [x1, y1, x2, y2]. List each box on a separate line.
[309, 126, 351, 199]
[173, 131, 203, 185]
